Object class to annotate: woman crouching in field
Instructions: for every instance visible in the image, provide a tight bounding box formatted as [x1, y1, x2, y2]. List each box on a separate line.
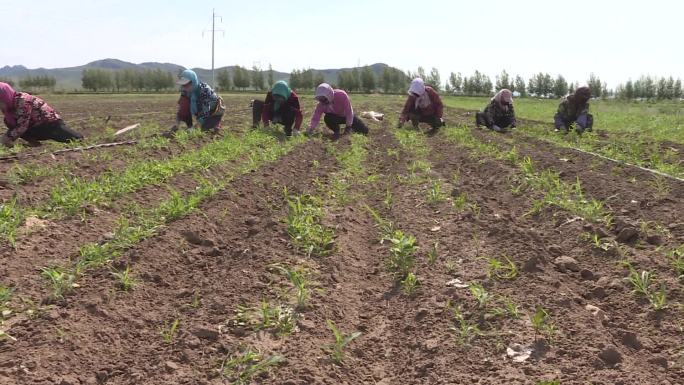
[476, 89, 516, 133]
[307, 83, 368, 139]
[398, 78, 444, 134]
[171, 69, 224, 133]
[0, 82, 83, 147]
[251, 81, 303, 136]
[554, 86, 593, 134]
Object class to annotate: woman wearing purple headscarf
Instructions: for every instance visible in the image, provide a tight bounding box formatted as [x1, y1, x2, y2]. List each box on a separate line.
[0, 82, 82, 147]
[476, 89, 516, 133]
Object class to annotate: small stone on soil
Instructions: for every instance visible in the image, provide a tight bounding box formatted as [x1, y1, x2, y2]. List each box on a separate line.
[615, 227, 639, 243]
[192, 327, 219, 341]
[554, 256, 580, 273]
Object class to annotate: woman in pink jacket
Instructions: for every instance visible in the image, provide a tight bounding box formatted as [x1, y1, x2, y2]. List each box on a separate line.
[0, 82, 83, 147]
[307, 83, 368, 139]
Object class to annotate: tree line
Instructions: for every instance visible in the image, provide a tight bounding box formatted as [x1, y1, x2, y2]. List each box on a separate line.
[81, 68, 176, 92]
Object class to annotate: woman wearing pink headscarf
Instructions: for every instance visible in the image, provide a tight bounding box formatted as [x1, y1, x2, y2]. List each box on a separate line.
[0, 82, 82, 147]
[307, 83, 368, 139]
[476, 89, 517, 133]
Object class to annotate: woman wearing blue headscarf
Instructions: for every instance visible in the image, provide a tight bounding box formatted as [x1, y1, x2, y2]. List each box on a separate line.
[172, 69, 224, 132]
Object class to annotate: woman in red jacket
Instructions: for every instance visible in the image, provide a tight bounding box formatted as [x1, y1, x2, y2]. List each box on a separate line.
[399, 78, 444, 133]
[0, 82, 83, 147]
[251, 81, 303, 136]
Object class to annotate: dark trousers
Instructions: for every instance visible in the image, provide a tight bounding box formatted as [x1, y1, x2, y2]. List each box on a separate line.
[475, 112, 514, 130]
[554, 113, 593, 131]
[252, 100, 296, 135]
[178, 95, 222, 131]
[323, 113, 369, 135]
[21, 120, 83, 143]
[409, 112, 441, 129]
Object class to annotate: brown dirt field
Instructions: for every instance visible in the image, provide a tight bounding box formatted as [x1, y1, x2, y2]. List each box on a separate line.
[0, 94, 682, 385]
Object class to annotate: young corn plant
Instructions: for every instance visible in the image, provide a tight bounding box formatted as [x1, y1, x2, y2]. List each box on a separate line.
[485, 256, 518, 280]
[221, 348, 284, 385]
[668, 245, 684, 280]
[400, 272, 421, 296]
[627, 268, 653, 296]
[469, 283, 491, 309]
[286, 194, 335, 257]
[40, 267, 76, 299]
[448, 302, 481, 346]
[452, 192, 469, 211]
[649, 284, 668, 311]
[387, 230, 418, 279]
[256, 300, 297, 336]
[426, 179, 447, 205]
[325, 319, 362, 365]
[427, 242, 439, 264]
[530, 306, 556, 343]
[160, 318, 180, 344]
[270, 264, 312, 309]
[111, 266, 136, 291]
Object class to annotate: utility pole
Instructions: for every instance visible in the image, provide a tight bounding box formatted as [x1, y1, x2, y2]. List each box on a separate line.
[203, 9, 224, 88]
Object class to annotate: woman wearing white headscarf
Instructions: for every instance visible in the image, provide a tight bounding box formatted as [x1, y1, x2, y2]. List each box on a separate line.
[399, 78, 444, 133]
[476, 89, 516, 133]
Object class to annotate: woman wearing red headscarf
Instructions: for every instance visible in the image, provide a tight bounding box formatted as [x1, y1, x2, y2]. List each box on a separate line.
[476, 89, 516, 133]
[0, 82, 82, 147]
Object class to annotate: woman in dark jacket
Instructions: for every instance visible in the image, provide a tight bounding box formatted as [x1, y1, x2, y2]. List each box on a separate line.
[172, 69, 224, 132]
[476, 89, 516, 133]
[399, 78, 444, 133]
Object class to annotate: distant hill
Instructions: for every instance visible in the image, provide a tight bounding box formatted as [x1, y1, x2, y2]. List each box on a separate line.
[0, 59, 402, 91]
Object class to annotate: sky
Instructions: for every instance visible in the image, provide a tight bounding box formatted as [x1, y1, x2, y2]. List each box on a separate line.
[1, 0, 682, 88]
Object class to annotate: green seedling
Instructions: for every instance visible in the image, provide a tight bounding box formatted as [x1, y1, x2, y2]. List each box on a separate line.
[256, 300, 297, 336]
[401, 272, 421, 296]
[448, 303, 480, 345]
[286, 194, 335, 257]
[530, 306, 556, 343]
[427, 242, 439, 264]
[111, 266, 136, 291]
[485, 256, 518, 280]
[325, 319, 361, 365]
[452, 192, 468, 211]
[222, 348, 284, 385]
[627, 269, 653, 296]
[40, 267, 76, 299]
[387, 230, 418, 279]
[668, 245, 684, 280]
[426, 179, 447, 204]
[383, 187, 393, 209]
[649, 284, 668, 311]
[160, 318, 180, 344]
[270, 264, 312, 309]
[469, 283, 490, 309]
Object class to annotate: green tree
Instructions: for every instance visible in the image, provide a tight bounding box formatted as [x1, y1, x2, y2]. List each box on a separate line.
[251, 65, 265, 91]
[233, 65, 250, 90]
[552, 74, 568, 98]
[514, 75, 526, 97]
[448, 72, 463, 93]
[427, 67, 441, 91]
[495, 70, 512, 91]
[361, 66, 376, 92]
[217, 69, 231, 91]
[587, 73, 602, 98]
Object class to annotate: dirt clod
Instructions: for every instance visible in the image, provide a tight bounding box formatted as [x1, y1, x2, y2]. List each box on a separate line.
[554, 256, 580, 273]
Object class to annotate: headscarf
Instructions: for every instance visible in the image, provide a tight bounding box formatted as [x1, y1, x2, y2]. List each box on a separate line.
[0, 82, 17, 127]
[179, 69, 200, 115]
[492, 89, 513, 111]
[408, 78, 431, 109]
[315, 83, 334, 104]
[271, 80, 292, 111]
[571, 86, 592, 109]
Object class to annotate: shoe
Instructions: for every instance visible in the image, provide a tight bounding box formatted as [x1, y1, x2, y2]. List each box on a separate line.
[343, 127, 353, 135]
[292, 129, 301, 136]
